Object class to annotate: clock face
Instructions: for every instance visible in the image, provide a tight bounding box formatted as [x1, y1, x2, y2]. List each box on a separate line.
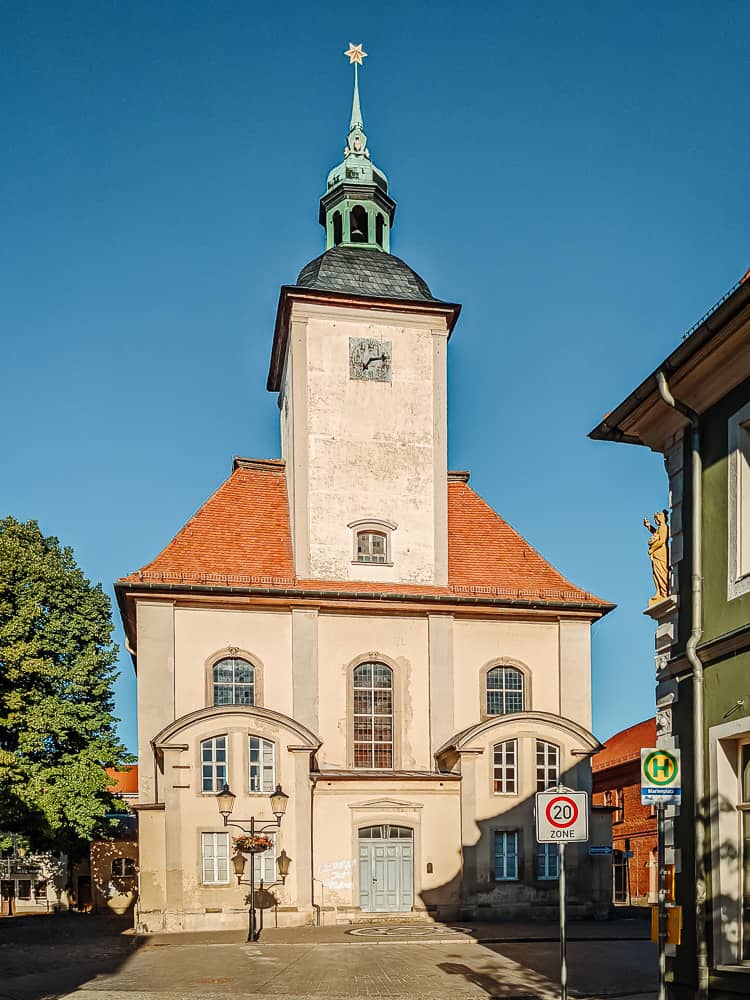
[349, 337, 392, 382]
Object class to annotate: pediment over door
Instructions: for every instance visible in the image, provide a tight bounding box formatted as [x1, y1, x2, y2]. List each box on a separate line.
[349, 798, 423, 811]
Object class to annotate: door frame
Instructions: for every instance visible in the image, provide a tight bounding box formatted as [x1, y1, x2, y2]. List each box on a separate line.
[357, 824, 414, 913]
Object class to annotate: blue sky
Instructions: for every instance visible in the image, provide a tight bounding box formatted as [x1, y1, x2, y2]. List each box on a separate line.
[2, 2, 749, 754]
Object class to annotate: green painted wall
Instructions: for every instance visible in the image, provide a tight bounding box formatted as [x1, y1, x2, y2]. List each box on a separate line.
[700, 374, 750, 644]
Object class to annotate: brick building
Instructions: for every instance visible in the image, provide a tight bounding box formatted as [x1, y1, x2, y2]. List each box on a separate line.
[592, 718, 657, 905]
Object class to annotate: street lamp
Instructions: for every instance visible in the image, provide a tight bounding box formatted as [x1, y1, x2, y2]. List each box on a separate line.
[216, 782, 290, 942]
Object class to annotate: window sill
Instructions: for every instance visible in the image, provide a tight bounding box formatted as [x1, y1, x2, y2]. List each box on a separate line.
[352, 560, 394, 567]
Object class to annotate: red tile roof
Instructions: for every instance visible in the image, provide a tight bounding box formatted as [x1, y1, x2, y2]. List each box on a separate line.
[118, 460, 609, 608]
[106, 765, 139, 796]
[593, 718, 656, 772]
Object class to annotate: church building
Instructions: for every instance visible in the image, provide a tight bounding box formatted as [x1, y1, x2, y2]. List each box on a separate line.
[116, 49, 613, 932]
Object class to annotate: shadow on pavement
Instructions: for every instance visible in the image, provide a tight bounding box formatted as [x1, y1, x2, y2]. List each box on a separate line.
[0, 912, 142, 1000]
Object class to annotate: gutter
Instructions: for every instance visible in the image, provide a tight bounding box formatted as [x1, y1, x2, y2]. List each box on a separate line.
[589, 275, 750, 443]
[114, 579, 613, 614]
[655, 371, 708, 998]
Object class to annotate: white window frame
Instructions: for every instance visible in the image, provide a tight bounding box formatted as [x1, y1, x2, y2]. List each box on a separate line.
[492, 739, 518, 795]
[536, 842, 559, 881]
[727, 402, 750, 600]
[486, 666, 525, 715]
[249, 737, 275, 793]
[252, 833, 277, 884]
[352, 661, 394, 769]
[212, 656, 255, 707]
[348, 518, 397, 567]
[536, 740, 560, 792]
[494, 830, 519, 881]
[708, 718, 750, 967]
[201, 735, 228, 794]
[201, 832, 230, 886]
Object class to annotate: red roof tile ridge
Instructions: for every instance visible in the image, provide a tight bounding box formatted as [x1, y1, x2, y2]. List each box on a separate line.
[593, 717, 656, 771]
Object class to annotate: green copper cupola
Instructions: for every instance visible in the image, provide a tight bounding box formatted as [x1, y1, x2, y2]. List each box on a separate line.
[319, 44, 396, 252]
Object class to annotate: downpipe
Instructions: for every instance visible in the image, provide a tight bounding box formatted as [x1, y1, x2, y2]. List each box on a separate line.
[655, 371, 708, 998]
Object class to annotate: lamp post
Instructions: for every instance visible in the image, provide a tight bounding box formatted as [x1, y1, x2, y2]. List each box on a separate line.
[216, 782, 290, 942]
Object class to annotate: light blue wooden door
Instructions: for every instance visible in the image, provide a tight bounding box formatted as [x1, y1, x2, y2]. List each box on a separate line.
[358, 826, 413, 912]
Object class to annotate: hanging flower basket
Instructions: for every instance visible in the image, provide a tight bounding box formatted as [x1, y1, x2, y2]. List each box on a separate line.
[233, 834, 272, 854]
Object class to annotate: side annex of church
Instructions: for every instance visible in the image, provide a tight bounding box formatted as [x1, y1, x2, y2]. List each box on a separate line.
[116, 51, 613, 932]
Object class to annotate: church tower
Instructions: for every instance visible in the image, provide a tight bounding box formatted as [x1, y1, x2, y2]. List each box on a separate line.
[267, 46, 461, 585]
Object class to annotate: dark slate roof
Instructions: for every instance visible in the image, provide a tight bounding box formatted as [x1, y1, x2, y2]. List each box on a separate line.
[296, 246, 436, 302]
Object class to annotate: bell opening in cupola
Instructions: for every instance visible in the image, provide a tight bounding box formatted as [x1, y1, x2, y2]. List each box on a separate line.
[350, 205, 369, 243]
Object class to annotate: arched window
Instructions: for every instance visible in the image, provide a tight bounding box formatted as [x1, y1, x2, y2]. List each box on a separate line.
[111, 857, 136, 878]
[375, 213, 384, 247]
[353, 661, 393, 768]
[536, 740, 559, 791]
[356, 530, 387, 563]
[350, 205, 369, 243]
[212, 657, 255, 706]
[486, 665, 524, 715]
[332, 210, 343, 246]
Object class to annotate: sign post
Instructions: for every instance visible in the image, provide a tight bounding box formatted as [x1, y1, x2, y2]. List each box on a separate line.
[536, 787, 589, 1000]
[641, 748, 681, 1000]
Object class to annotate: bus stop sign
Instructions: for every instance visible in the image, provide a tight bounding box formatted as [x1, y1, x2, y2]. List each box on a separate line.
[641, 747, 681, 806]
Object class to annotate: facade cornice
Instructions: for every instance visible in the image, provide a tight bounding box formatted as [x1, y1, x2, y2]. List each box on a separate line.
[267, 284, 461, 392]
[115, 581, 610, 656]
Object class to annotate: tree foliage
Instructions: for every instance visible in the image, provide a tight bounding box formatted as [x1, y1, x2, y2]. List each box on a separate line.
[0, 516, 130, 852]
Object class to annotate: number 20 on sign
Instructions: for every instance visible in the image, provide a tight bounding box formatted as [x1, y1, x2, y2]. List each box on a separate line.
[535, 790, 589, 843]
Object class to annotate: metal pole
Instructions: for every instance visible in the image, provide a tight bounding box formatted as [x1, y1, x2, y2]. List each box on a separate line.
[248, 817, 257, 943]
[559, 842, 567, 1000]
[657, 804, 666, 1000]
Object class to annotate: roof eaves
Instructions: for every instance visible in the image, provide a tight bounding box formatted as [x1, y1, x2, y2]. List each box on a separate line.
[589, 272, 750, 444]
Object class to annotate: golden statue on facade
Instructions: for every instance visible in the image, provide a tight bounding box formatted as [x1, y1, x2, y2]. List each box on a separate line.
[643, 510, 669, 605]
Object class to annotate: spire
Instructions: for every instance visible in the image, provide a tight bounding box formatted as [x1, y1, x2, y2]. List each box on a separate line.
[319, 44, 396, 253]
[350, 61, 363, 131]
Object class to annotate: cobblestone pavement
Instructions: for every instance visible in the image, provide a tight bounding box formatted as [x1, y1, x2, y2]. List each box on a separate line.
[0, 916, 657, 1000]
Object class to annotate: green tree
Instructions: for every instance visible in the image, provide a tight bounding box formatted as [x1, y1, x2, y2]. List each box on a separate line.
[0, 517, 130, 853]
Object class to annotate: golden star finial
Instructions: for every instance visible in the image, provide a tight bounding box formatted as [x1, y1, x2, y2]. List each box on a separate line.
[344, 42, 367, 66]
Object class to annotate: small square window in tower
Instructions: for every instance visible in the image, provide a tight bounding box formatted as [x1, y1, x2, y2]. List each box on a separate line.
[357, 530, 387, 563]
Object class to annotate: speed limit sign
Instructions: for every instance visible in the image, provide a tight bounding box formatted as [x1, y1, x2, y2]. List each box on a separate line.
[535, 789, 589, 843]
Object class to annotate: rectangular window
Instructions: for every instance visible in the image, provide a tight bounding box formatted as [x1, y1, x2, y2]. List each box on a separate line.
[494, 830, 519, 881]
[536, 842, 559, 880]
[604, 787, 625, 825]
[728, 404, 750, 600]
[493, 740, 517, 794]
[201, 736, 228, 793]
[536, 741, 560, 792]
[249, 737, 275, 793]
[201, 832, 230, 885]
[252, 834, 277, 884]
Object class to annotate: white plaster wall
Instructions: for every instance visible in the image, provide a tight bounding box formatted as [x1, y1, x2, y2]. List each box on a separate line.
[316, 613, 431, 770]
[280, 302, 449, 585]
[452, 619, 561, 733]
[559, 619, 592, 730]
[173, 608, 293, 719]
[312, 781, 461, 912]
